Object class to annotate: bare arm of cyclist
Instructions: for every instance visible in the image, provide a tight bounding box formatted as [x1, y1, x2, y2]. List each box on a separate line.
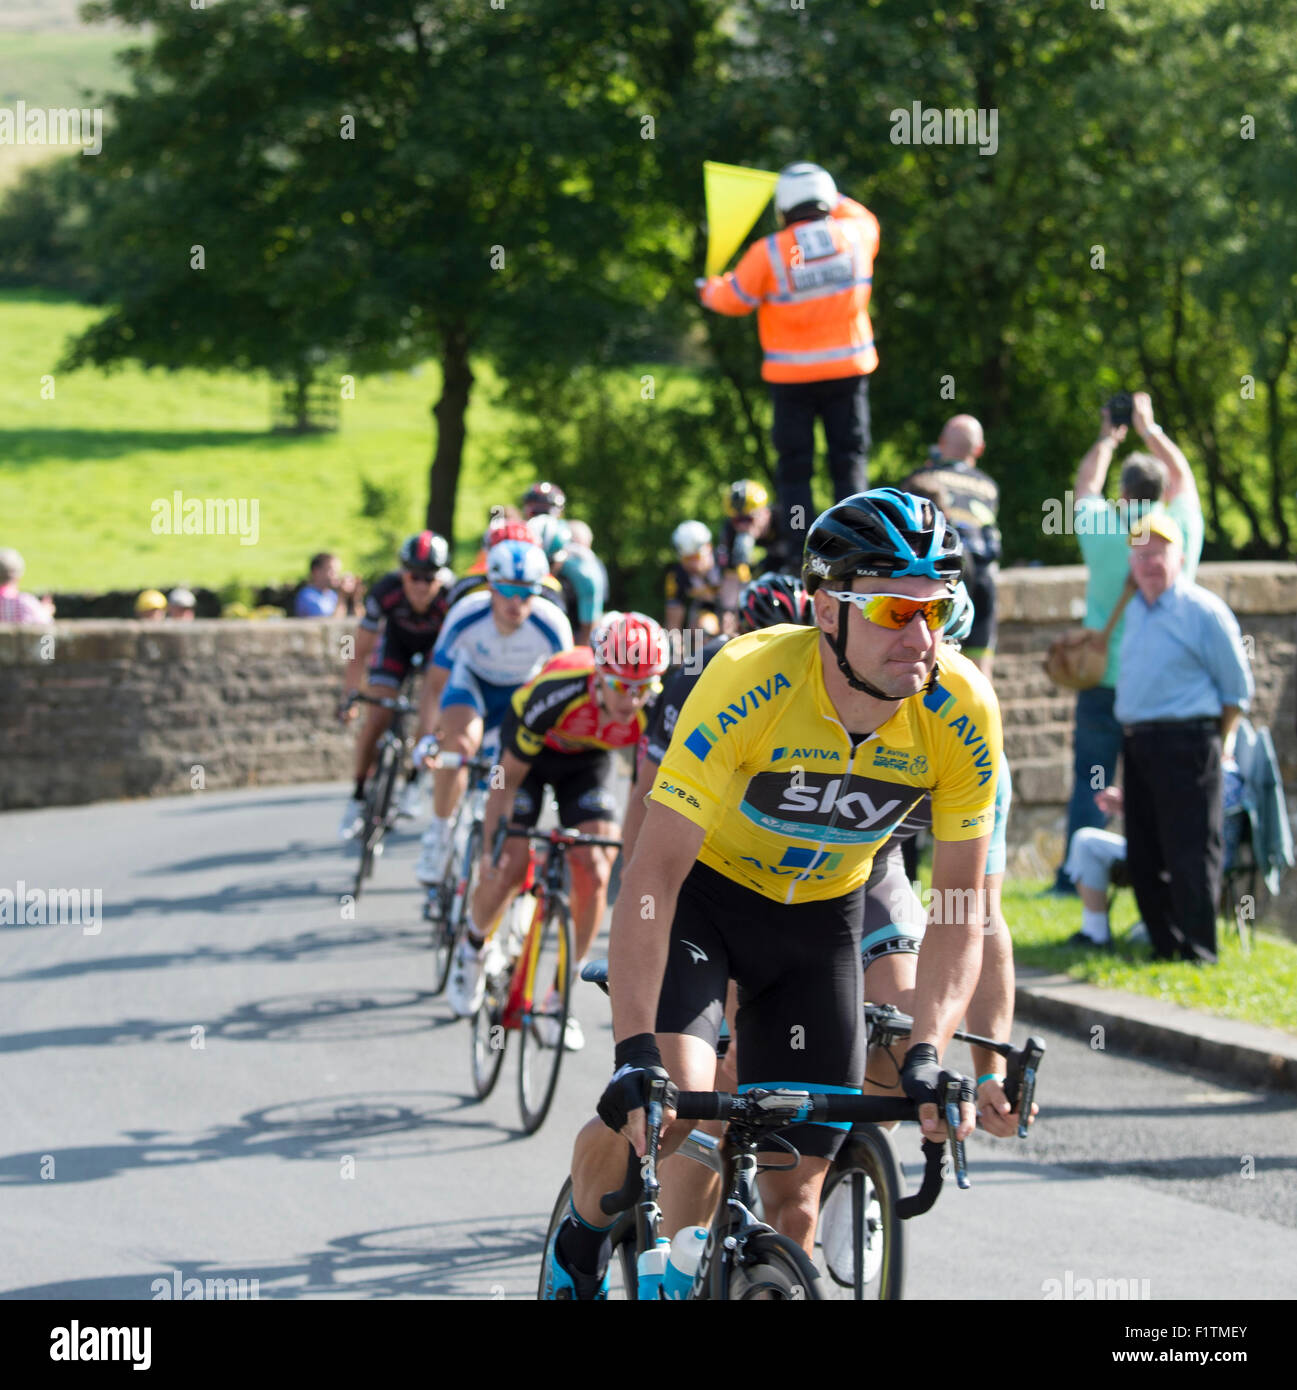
[964, 872, 1028, 1137]
[343, 626, 379, 705]
[909, 831, 989, 1142]
[619, 754, 657, 870]
[415, 662, 450, 740]
[609, 799, 706, 1155]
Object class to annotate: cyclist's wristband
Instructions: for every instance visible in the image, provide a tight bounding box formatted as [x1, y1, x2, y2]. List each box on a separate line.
[614, 1032, 662, 1072]
[977, 1073, 1001, 1088]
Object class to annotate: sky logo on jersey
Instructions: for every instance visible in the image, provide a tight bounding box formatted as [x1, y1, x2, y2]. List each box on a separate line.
[770, 746, 841, 763]
[740, 771, 922, 844]
[684, 671, 791, 761]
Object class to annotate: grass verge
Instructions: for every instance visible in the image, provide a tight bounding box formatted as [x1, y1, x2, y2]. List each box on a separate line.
[1003, 878, 1297, 1036]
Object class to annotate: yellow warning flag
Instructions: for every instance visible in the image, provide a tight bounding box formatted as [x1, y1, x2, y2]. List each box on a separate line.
[703, 161, 779, 276]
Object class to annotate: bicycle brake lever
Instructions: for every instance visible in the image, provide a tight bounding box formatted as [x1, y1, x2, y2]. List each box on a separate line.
[942, 1078, 970, 1190]
[1006, 1037, 1046, 1139]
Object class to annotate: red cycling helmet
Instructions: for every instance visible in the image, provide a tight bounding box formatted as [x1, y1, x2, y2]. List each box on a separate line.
[592, 611, 670, 683]
[483, 516, 533, 549]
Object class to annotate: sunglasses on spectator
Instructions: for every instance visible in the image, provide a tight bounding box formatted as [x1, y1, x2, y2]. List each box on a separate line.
[824, 590, 956, 631]
[598, 673, 662, 698]
[493, 580, 543, 599]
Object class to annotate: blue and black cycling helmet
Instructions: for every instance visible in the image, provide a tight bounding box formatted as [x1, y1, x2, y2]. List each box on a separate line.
[944, 580, 975, 646]
[803, 489, 964, 697]
[802, 488, 963, 594]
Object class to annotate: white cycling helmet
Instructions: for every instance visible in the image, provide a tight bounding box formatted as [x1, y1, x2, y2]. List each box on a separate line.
[774, 162, 838, 219]
[672, 520, 712, 559]
[486, 539, 549, 589]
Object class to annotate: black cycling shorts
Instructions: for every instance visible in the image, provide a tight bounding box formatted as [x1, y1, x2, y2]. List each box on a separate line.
[511, 746, 618, 829]
[963, 557, 998, 655]
[656, 861, 866, 1160]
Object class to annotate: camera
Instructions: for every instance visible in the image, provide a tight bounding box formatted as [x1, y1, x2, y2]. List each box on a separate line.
[1105, 391, 1133, 428]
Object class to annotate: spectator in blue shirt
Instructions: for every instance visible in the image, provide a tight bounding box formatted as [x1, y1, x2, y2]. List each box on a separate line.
[1047, 392, 1204, 894]
[1115, 511, 1253, 963]
[295, 554, 363, 619]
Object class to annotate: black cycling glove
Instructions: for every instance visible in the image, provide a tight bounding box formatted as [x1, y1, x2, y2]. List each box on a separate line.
[596, 1033, 676, 1134]
[900, 1043, 976, 1111]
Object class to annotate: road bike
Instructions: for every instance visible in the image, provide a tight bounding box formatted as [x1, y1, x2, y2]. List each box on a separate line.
[538, 1079, 974, 1300]
[343, 690, 418, 904]
[469, 825, 621, 1135]
[816, 1002, 1044, 1300]
[565, 961, 1044, 1299]
[419, 741, 499, 996]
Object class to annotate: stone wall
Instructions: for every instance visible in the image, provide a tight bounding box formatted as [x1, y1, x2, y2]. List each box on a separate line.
[3, 565, 1295, 912]
[0, 619, 356, 808]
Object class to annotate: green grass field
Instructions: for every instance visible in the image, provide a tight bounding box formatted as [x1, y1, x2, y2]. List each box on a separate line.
[0, 289, 538, 592]
[1002, 879, 1297, 1035]
[0, 24, 134, 191]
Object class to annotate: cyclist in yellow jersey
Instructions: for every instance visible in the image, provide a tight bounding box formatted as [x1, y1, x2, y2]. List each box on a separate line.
[544, 488, 1000, 1299]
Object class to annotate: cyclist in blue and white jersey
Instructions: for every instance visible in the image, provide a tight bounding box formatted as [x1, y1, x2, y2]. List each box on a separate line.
[413, 540, 572, 893]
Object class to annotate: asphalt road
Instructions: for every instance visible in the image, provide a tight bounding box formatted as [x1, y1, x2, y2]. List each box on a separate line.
[3, 778, 1296, 1300]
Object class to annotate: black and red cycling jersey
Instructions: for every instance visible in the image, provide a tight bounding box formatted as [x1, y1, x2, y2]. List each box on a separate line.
[505, 649, 652, 761]
[360, 571, 453, 641]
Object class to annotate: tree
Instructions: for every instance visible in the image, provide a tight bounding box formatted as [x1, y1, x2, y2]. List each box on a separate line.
[63, 0, 722, 535]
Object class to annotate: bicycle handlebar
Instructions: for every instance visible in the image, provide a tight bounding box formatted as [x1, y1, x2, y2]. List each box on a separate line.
[504, 826, 623, 850]
[347, 692, 416, 715]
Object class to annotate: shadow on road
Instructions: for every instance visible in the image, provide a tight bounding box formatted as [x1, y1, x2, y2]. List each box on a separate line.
[0, 1089, 507, 1188]
[0, 985, 455, 1056]
[1, 924, 429, 983]
[1, 1213, 551, 1299]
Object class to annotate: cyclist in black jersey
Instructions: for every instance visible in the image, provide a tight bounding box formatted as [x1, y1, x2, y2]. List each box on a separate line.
[337, 532, 454, 840]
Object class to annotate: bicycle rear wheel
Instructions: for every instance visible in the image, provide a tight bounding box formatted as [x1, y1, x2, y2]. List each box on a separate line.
[537, 1176, 636, 1300]
[517, 906, 572, 1136]
[723, 1231, 822, 1301]
[817, 1124, 904, 1300]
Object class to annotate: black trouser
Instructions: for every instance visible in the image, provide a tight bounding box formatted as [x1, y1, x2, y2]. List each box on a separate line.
[770, 374, 871, 548]
[1121, 720, 1223, 964]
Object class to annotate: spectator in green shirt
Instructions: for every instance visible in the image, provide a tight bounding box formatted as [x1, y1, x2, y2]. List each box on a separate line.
[1046, 392, 1204, 895]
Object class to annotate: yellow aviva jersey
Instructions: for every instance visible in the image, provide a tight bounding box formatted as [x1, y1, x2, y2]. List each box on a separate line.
[648, 625, 1002, 904]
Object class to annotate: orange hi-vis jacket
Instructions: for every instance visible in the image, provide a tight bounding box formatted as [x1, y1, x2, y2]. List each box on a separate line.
[700, 196, 879, 384]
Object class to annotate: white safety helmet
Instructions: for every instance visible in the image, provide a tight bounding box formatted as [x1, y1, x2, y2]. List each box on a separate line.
[774, 162, 838, 219]
[486, 539, 549, 589]
[672, 520, 712, 559]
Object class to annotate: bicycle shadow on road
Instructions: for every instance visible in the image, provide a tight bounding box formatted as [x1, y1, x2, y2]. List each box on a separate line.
[0, 1214, 552, 1299]
[0, 923, 429, 984]
[0, 1089, 509, 1188]
[0, 985, 460, 1055]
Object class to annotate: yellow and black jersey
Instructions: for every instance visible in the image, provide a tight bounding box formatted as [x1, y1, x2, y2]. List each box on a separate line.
[648, 624, 1002, 904]
[506, 649, 651, 760]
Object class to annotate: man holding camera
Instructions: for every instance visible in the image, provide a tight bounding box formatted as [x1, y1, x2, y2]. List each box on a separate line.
[1047, 391, 1204, 895]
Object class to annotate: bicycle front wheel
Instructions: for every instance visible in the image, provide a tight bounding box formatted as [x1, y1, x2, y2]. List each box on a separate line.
[537, 1176, 637, 1300]
[516, 906, 573, 1136]
[723, 1231, 822, 1301]
[817, 1124, 904, 1300]
[469, 957, 508, 1100]
[431, 821, 480, 995]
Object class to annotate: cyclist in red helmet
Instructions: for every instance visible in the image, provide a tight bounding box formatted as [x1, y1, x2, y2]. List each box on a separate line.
[455, 612, 670, 1048]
